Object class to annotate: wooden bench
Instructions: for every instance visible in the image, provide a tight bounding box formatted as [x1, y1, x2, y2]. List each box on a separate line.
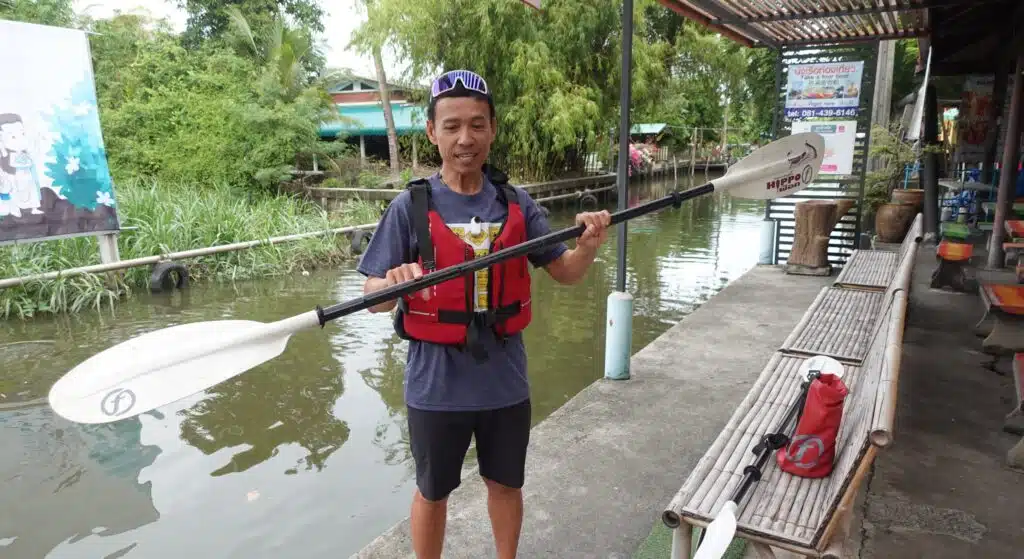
[834, 213, 922, 291]
[1004, 354, 1024, 436]
[974, 284, 1024, 357]
[930, 239, 975, 292]
[662, 290, 909, 559]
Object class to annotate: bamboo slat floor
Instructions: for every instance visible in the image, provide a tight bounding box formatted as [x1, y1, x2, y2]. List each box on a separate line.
[778, 287, 886, 364]
[832, 250, 898, 290]
[834, 214, 922, 292]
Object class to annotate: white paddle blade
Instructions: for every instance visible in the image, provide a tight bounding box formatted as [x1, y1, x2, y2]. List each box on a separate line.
[796, 355, 846, 380]
[47, 311, 321, 424]
[693, 500, 739, 559]
[713, 132, 825, 200]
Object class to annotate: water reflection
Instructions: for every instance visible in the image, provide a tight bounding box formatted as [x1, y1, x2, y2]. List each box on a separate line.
[0, 172, 769, 558]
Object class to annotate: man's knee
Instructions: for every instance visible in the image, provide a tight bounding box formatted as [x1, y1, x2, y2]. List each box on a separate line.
[415, 488, 450, 507]
[482, 477, 522, 497]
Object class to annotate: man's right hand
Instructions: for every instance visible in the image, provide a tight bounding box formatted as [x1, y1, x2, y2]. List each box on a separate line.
[364, 262, 430, 313]
[385, 262, 424, 286]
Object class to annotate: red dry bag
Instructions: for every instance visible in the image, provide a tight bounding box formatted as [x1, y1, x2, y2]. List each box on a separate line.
[776, 373, 849, 478]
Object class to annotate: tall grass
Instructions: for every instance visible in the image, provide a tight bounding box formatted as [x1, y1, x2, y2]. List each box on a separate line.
[0, 179, 385, 319]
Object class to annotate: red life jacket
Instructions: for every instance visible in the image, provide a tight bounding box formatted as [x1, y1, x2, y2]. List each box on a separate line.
[393, 168, 532, 360]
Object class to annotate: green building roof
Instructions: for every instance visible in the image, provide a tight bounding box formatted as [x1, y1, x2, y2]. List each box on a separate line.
[630, 123, 668, 135]
[319, 103, 427, 138]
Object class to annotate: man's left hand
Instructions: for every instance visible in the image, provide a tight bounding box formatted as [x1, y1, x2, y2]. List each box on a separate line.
[575, 210, 611, 251]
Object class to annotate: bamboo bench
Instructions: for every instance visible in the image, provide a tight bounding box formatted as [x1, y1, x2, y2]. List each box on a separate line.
[778, 233, 917, 365]
[833, 213, 922, 291]
[662, 290, 909, 559]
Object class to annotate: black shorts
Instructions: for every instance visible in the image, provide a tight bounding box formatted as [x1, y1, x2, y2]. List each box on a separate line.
[407, 398, 532, 502]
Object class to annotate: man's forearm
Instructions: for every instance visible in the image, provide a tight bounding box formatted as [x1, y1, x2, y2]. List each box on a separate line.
[364, 277, 398, 313]
[545, 244, 599, 285]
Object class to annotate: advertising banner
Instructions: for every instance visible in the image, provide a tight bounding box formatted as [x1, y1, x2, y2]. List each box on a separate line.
[791, 120, 857, 176]
[0, 20, 119, 245]
[785, 61, 864, 119]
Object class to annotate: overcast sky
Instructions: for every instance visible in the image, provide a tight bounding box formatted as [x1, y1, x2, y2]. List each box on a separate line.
[71, 0, 406, 79]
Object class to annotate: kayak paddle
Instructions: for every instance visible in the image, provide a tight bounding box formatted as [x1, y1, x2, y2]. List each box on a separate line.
[46, 132, 825, 424]
[691, 355, 845, 559]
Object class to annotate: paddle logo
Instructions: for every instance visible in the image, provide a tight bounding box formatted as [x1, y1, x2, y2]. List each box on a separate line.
[765, 142, 819, 195]
[100, 387, 137, 417]
[784, 434, 825, 469]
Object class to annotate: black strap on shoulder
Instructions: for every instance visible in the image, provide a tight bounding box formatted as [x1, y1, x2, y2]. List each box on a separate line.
[484, 164, 518, 208]
[407, 179, 435, 271]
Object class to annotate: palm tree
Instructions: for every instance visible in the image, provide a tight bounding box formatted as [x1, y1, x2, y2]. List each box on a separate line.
[373, 44, 401, 174]
[224, 5, 317, 102]
[357, 0, 401, 175]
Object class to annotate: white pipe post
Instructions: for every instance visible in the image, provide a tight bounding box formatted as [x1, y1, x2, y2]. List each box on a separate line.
[605, 0, 635, 381]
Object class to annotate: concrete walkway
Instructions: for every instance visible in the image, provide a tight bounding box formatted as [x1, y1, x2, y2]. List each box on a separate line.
[856, 247, 1024, 558]
[353, 265, 833, 558]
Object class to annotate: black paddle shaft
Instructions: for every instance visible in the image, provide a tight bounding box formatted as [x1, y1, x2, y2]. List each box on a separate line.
[314, 183, 715, 325]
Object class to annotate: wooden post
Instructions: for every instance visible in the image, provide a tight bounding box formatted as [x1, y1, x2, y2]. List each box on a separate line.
[690, 128, 696, 178]
[359, 135, 366, 166]
[981, 59, 1010, 185]
[988, 55, 1024, 270]
[785, 199, 856, 275]
[870, 40, 896, 173]
[412, 135, 418, 170]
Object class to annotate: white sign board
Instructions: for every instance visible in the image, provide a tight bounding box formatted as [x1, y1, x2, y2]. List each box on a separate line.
[791, 120, 857, 176]
[785, 61, 864, 119]
[0, 19, 119, 244]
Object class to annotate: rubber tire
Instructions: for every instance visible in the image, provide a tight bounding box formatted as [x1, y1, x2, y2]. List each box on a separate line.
[149, 261, 189, 293]
[579, 193, 599, 211]
[351, 229, 372, 255]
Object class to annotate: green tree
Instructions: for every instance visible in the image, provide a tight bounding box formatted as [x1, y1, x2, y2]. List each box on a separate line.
[85, 13, 345, 190]
[176, 0, 324, 47]
[0, 0, 74, 26]
[351, 0, 672, 181]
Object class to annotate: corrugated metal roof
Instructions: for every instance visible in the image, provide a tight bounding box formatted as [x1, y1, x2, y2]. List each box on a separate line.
[319, 103, 427, 138]
[658, 0, 930, 48]
[630, 123, 668, 135]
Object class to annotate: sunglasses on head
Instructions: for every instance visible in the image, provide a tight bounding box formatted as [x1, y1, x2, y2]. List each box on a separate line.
[430, 70, 490, 99]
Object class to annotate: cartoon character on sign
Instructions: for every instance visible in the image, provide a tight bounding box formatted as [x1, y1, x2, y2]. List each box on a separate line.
[0, 113, 44, 217]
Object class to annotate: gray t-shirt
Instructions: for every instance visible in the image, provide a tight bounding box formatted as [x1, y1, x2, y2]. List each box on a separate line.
[357, 173, 568, 412]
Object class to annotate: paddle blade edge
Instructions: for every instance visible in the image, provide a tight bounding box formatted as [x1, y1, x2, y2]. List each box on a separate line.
[47, 320, 294, 424]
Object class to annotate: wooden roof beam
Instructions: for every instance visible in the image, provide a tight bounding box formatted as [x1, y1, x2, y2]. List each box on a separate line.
[710, 0, 975, 25]
[682, 0, 780, 46]
[655, 0, 757, 47]
[777, 28, 930, 47]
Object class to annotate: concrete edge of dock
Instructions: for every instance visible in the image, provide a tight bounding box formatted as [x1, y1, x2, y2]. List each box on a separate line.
[352, 264, 834, 559]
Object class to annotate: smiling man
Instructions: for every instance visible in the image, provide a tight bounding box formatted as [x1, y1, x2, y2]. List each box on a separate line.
[357, 69, 610, 559]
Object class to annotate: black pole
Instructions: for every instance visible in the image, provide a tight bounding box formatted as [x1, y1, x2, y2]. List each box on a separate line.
[921, 83, 940, 240]
[615, 0, 634, 292]
[316, 184, 707, 325]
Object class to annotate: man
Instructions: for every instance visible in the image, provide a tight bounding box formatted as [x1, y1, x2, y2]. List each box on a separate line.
[357, 69, 611, 559]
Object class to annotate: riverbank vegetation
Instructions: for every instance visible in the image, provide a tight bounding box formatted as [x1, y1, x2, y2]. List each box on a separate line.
[0, 179, 382, 319]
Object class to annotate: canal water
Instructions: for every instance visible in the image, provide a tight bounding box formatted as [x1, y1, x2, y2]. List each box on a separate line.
[0, 171, 765, 558]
